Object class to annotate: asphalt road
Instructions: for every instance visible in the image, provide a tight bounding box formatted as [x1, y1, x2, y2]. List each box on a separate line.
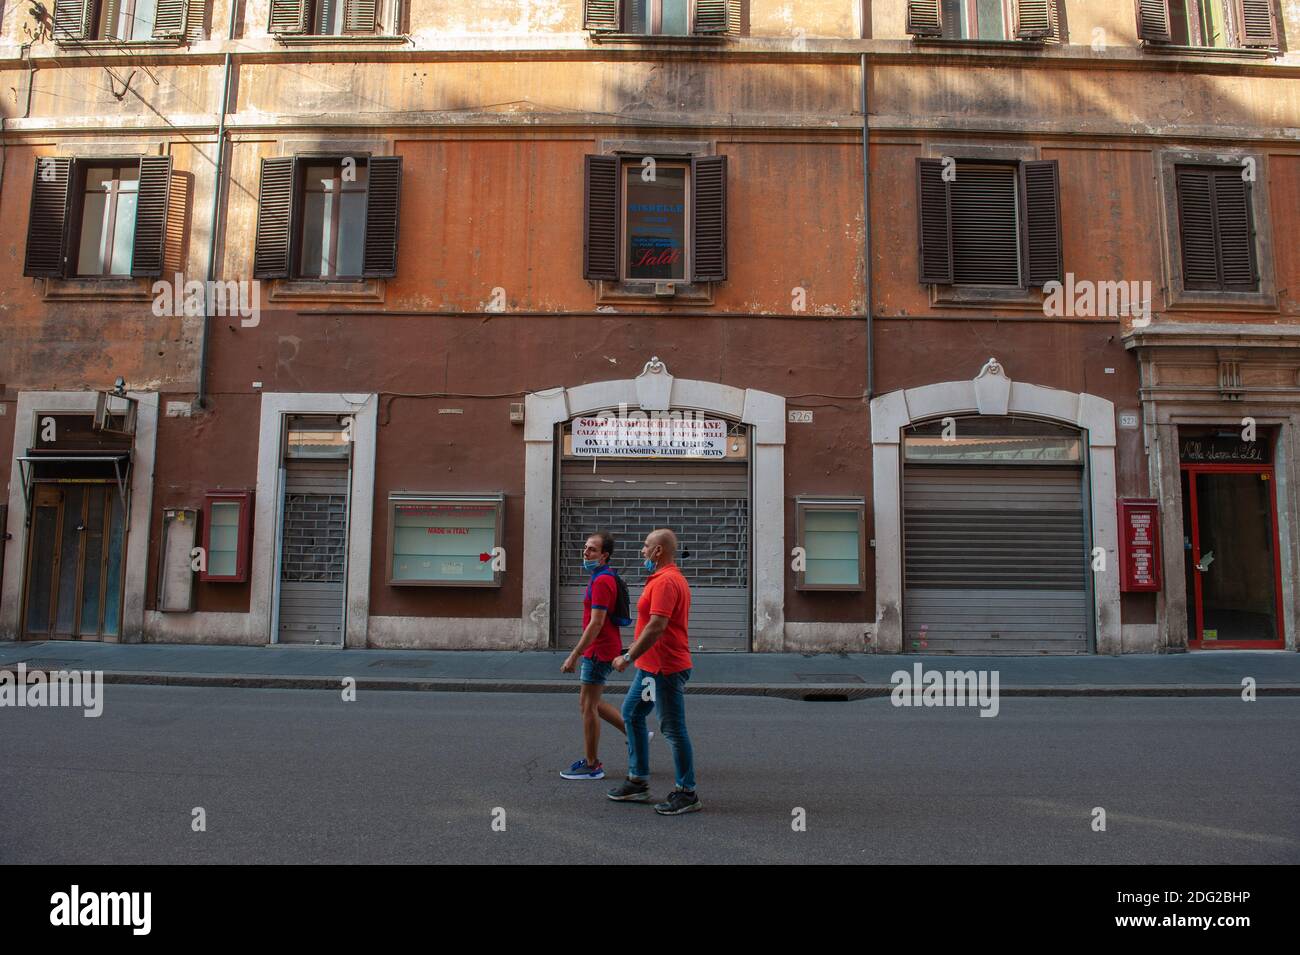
[3, 686, 1297, 864]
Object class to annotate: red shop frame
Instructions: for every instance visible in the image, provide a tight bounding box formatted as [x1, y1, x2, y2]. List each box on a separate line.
[1182, 463, 1285, 649]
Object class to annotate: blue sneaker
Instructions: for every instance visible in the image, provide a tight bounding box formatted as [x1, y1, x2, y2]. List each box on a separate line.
[560, 758, 606, 780]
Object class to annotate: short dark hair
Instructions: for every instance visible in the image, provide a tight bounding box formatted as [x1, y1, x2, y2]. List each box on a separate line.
[590, 530, 615, 559]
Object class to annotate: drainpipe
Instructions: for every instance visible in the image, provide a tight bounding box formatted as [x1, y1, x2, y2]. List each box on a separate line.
[860, 52, 874, 401]
[197, 20, 235, 409]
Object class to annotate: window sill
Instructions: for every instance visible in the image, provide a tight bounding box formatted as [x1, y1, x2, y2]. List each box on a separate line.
[42, 276, 154, 302]
[274, 33, 410, 45]
[1167, 288, 1278, 311]
[268, 278, 385, 304]
[595, 280, 714, 305]
[589, 32, 729, 45]
[1141, 42, 1275, 59]
[910, 37, 1049, 49]
[930, 284, 1045, 310]
[55, 38, 186, 49]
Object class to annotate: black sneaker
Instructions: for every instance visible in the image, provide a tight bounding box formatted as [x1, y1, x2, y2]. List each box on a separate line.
[606, 778, 651, 802]
[654, 789, 702, 815]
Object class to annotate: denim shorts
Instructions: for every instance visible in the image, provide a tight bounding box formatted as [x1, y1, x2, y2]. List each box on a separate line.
[579, 656, 614, 686]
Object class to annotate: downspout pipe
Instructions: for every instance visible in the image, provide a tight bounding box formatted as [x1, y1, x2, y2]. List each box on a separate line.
[860, 52, 873, 401]
[197, 11, 236, 409]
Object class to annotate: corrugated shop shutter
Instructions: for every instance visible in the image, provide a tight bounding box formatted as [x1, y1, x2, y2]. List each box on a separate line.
[903, 465, 1089, 653]
[558, 459, 749, 651]
[278, 460, 349, 644]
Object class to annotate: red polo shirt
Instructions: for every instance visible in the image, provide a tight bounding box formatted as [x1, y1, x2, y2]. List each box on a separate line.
[633, 563, 692, 675]
[582, 568, 623, 661]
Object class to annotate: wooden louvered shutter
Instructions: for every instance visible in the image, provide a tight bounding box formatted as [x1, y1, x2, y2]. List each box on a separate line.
[906, 0, 943, 36]
[344, 0, 377, 32]
[23, 157, 74, 278]
[186, 0, 208, 39]
[1235, 0, 1277, 47]
[726, 0, 743, 35]
[584, 0, 621, 31]
[694, 0, 728, 33]
[691, 155, 727, 283]
[269, 0, 309, 34]
[1136, 0, 1172, 42]
[583, 155, 619, 282]
[1211, 169, 1257, 290]
[915, 158, 953, 285]
[1176, 168, 1219, 289]
[153, 0, 187, 37]
[1016, 0, 1053, 38]
[52, 0, 91, 39]
[253, 157, 298, 279]
[362, 156, 402, 277]
[131, 156, 172, 278]
[1020, 160, 1062, 287]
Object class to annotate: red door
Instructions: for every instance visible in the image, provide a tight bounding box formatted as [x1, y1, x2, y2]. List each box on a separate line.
[1181, 464, 1284, 649]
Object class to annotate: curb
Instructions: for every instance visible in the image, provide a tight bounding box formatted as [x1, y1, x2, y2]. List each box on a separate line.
[3, 667, 1299, 699]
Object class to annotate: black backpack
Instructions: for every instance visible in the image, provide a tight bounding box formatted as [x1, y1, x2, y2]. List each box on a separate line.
[598, 567, 633, 627]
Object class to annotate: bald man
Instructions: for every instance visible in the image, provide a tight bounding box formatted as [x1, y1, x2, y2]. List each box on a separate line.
[607, 528, 701, 815]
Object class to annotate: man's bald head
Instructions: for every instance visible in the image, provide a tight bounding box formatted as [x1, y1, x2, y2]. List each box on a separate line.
[643, 528, 678, 565]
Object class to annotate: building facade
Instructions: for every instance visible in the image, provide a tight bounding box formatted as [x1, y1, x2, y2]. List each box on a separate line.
[1, 1, 1297, 654]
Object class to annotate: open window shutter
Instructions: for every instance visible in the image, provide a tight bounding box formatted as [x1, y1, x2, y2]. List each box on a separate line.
[915, 158, 953, 284]
[153, 0, 187, 37]
[906, 0, 943, 36]
[1020, 160, 1063, 287]
[253, 157, 298, 280]
[131, 156, 172, 278]
[269, 0, 309, 34]
[691, 155, 727, 283]
[23, 157, 74, 278]
[344, 0, 377, 32]
[1015, 0, 1053, 38]
[1235, 0, 1278, 46]
[694, 0, 728, 33]
[1211, 169, 1258, 290]
[583, 0, 621, 31]
[726, 0, 743, 35]
[52, 0, 91, 39]
[583, 155, 619, 282]
[1136, 0, 1172, 42]
[362, 156, 402, 277]
[1175, 168, 1220, 289]
[186, 0, 208, 39]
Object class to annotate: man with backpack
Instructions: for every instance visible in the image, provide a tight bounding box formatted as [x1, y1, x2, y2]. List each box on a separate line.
[559, 530, 629, 780]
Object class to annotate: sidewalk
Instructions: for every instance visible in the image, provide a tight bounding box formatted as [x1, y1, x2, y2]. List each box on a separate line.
[2, 641, 1298, 699]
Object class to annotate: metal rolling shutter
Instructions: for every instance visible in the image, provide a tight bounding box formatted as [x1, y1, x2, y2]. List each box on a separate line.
[558, 459, 749, 651]
[278, 460, 349, 644]
[903, 466, 1089, 654]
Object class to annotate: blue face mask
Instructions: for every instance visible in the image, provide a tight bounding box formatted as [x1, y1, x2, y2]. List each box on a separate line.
[582, 559, 602, 573]
[643, 558, 657, 573]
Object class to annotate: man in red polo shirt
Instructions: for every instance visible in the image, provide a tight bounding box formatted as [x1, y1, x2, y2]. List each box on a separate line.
[608, 528, 701, 815]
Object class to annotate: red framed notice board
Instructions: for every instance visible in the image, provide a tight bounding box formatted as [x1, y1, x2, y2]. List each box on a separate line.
[1118, 498, 1161, 592]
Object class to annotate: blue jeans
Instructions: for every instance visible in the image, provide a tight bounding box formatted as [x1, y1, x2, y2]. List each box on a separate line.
[621, 668, 695, 791]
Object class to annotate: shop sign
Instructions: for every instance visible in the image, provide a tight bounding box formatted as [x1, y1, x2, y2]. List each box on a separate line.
[1118, 498, 1161, 592]
[571, 415, 727, 458]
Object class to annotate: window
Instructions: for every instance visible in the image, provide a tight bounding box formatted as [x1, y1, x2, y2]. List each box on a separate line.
[915, 157, 1062, 289]
[795, 498, 865, 591]
[200, 491, 253, 583]
[583, 0, 738, 35]
[584, 153, 726, 287]
[23, 155, 172, 280]
[270, 0, 396, 36]
[53, 0, 203, 41]
[386, 494, 505, 587]
[253, 155, 403, 281]
[76, 164, 138, 277]
[1137, 0, 1278, 48]
[907, 0, 1057, 40]
[1174, 165, 1258, 292]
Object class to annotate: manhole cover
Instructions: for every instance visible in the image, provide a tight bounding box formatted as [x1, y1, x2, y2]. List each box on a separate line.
[367, 659, 434, 669]
[794, 673, 865, 683]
